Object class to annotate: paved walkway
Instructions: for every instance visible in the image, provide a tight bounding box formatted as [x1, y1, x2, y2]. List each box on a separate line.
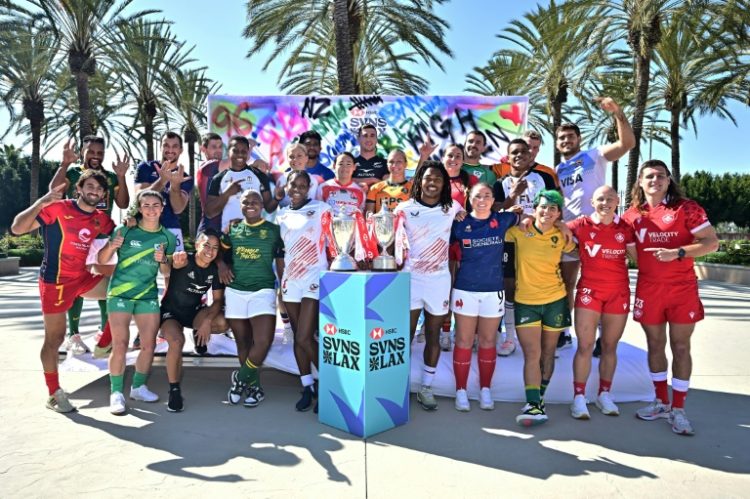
[1, 268, 749, 498]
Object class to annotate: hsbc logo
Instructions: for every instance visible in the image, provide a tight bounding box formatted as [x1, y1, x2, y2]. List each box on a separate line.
[370, 327, 384, 340]
[585, 242, 602, 257]
[324, 323, 337, 336]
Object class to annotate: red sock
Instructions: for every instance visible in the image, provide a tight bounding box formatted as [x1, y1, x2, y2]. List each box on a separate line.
[573, 381, 586, 396]
[452, 347, 472, 390]
[442, 320, 451, 332]
[672, 390, 687, 409]
[598, 379, 612, 394]
[654, 380, 670, 405]
[478, 347, 496, 389]
[97, 321, 112, 348]
[44, 371, 60, 396]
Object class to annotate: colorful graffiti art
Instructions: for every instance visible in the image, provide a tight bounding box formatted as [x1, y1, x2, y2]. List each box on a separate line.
[208, 95, 529, 173]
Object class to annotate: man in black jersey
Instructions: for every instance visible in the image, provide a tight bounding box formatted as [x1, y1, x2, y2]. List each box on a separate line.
[160, 230, 225, 412]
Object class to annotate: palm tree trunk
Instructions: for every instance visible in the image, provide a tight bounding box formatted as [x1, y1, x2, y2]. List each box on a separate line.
[552, 98, 562, 166]
[187, 139, 196, 239]
[670, 106, 681, 182]
[75, 72, 93, 140]
[333, 0, 356, 95]
[29, 119, 41, 204]
[625, 52, 651, 203]
[612, 159, 619, 193]
[145, 120, 155, 162]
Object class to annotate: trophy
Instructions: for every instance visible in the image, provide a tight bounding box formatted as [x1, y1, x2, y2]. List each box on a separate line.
[371, 204, 397, 271]
[330, 210, 358, 271]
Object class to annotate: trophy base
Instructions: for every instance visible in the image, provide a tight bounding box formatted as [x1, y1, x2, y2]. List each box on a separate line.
[330, 254, 358, 272]
[372, 255, 397, 271]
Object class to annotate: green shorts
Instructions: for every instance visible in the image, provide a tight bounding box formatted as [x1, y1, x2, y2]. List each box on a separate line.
[515, 296, 571, 331]
[107, 296, 160, 315]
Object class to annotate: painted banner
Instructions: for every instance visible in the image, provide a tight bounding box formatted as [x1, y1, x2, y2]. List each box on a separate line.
[208, 95, 528, 172]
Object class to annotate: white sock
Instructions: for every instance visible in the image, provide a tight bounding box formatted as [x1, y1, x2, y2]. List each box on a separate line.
[504, 302, 516, 340]
[422, 366, 436, 387]
[300, 374, 314, 388]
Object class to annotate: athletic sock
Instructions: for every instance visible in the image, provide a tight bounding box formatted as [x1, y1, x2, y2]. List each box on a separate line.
[477, 347, 496, 388]
[239, 358, 260, 387]
[671, 378, 689, 409]
[97, 321, 112, 348]
[452, 346, 472, 390]
[44, 371, 60, 396]
[598, 379, 612, 395]
[300, 373, 314, 388]
[573, 381, 586, 396]
[504, 302, 516, 339]
[110, 374, 124, 394]
[97, 299, 108, 329]
[540, 378, 551, 397]
[421, 365, 437, 387]
[525, 385, 541, 404]
[280, 312, 290, 325]
[650, 371, 670, 404]
[132, 371, 148, 389]
[169, 382, 180, 392]
[67, 297, 84, 337]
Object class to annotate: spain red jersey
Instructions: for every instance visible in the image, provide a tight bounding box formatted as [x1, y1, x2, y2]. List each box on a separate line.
[567, 214, 634, 290]
[36, 200, 115, 283]
[622, 198, 711, 284]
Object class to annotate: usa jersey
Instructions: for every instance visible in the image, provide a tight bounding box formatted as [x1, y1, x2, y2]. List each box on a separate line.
[450, 211, 518, 292]
[493, 171, 550, 214]
[276, 200, 332, 281]
[317, 179, 366, 214]
[394, 199, 463, 275]
[36, 200, 115, 283]
[556, 147, 607, 221]
[568, 214, 634, 290]
[623, 199, 711, 283]
[208, 167, 268, 232]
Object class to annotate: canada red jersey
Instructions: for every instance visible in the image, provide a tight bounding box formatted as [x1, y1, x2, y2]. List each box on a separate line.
[35, 200, 115, 283]
[622, 198, 711, 283]
[567, 214, 634, 290]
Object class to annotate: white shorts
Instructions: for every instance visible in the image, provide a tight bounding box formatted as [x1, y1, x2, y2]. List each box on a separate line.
[561, 247, 580, 263]
[410, 271, 451, 316]
[167, 228, 185, 252]
[281, 272, 321, 302]
[451, 289, 506, 318]
[224, 287, 277, 319]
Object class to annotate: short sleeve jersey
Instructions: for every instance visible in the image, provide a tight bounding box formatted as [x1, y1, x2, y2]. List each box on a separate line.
[36, 200, 115, 283]
[277, 168, 321, 208]
[393, 199, 463, 276]
[505, 224, 576, 305]
[555, 147, 607, 221]
[107, 224, 176, 301]
[207, 167, 269, 232]
[135, 160, 194, 229]
[450, 211, 518, 292]
[221, 220, 283, 292]
[306, 162, 335, 181]
[366, 179, 413, 212]
[65, 167, 120, 215]
[276, 200, 332, 281]
[462, 163, 497, 186]
[354, 155, 388, 180]
[196, 160, 222, 232]
[492, 162, 560, 189]
[161, 253, 223, 311]
[317, 179, 366, 214]
[622, 198, 711, 284]
[567, 215, 634, 290]
[493, 170, 553, 215]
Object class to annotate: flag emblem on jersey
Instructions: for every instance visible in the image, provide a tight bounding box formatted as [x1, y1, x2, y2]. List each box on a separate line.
[580, 295, 592, 305]
[259, 229, 268, 239]
[324, 323, 337, 335]
[662, 214, 675, 224]
[615, 233, 625, 243]
[370, 327, 384, 340]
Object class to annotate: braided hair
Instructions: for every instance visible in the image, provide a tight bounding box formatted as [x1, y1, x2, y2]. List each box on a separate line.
[410, 160, 453, 212]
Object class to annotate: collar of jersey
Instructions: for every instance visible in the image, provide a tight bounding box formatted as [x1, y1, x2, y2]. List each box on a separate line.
[591, 212, 620, 225]
[242, 219, 265, 227]
[387, 179, 408, 187]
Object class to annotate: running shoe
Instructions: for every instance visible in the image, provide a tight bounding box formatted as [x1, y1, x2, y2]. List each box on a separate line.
[296, 385, 314, 412]
[46, 388, 76, 413]
[130, 385, 159, 402]
[439, 330, 452, 351]
[192, 331, 208, 355]
[66, 333, 90, 355]
[636, 399, 671, 421]
[282, 323, 294, 345]
[669, 408, 695, 436]
[417, 385, 438, 411]
[556, 331, 572, 350]
[479, 387, 495, 410]
[497, 337, 517, 357]
[167, 387, 184, 412]
[592, 337, 602, 358]
[570, 394, 590, 420]
[454, 389, 470, 412]
[516, 402, 548, 427]
[93, 344, 112, 359]
[596, 391, 620, 416]
[227, 370, 247, 405]
[110, 391, 126, 415]
[244, 385, 265, 408]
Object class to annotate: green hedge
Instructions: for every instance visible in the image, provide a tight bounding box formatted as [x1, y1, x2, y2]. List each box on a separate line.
[8, 248, 43, 266]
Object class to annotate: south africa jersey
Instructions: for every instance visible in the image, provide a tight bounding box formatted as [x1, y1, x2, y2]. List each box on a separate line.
[555, 147, 607, 221]
[366, 179, 412, 212]
[135, 160, 194, 229]
[276, 200, 332, 281]
[208, 167, 270, 232]
[493, 171, 552, 214]
[107, 225, 176, 301]
[317, 179, 366, 214]
[65, 167, 120, 215]
[221, 220, 283, 292]
[567, 214, 634, 290]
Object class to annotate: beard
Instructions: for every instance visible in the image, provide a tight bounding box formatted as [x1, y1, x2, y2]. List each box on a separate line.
[79, 193, 102, 208]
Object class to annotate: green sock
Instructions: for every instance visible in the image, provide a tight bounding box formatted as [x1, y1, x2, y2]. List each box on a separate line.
[67, 297, 84, 337]
[525, 385, 541, 404]
[98, 300, 108, 329]
[238, 358, 260, 387]
[132, 371, 149, 389]
[110, 374, 124, 394]
[540, 378, 551, 397]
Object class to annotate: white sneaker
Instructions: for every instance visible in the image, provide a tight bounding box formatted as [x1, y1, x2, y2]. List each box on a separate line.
[66, 333, 90, 355]
[130, 384, 159, 402]
[669, 408, 695, 436]
[497, 337, 516, 357]
[479, 387, 495, 410]
[439, 331, 452, 351]
[570, 394, 590, 420]
[595, 391, 620, 416]
[454, 389, 470, 412]
[110, 391, 126, 415]
[282, 322, 293, 345]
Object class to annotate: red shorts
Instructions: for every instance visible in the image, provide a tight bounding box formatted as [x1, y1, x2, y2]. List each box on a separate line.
[632, 279, 704, 325]
[575, 285, 630, 314]
[39, 274, 104, 314]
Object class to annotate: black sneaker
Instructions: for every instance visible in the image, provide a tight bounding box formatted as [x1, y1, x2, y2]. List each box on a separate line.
[556, 332, 572, 350]
[296, 385, 314, 412]
[193, 330, 207, 355]
[515, 402, 548, 427]
[167, 387, 184, 412]
[227, 370, 247, 405]
[244, 385, 265, 407]
[592, 337, 602, 358]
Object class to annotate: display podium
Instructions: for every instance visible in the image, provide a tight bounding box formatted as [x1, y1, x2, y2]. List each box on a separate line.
[318, 271, 410, 438]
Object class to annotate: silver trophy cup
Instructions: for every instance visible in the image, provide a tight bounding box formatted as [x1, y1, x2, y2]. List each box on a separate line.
[371, 204, 397, 271]
[329, 210, 358, 271]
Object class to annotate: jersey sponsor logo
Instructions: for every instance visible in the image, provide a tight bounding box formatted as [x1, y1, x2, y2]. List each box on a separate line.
[129, 240, 142, 248]
[78, 228, 92, 243]
[370, 327, 384, 340]
[590, 232, 596, 240]
[462, 239, 471, 248]
[615, 233, 625, 243]
[464, 225, 472, 232]
[584, 242, 602, 257]
[324, 323, 337, 336]
[560, 173, 583, 187]
[635, 228, 648, 244]
[410, 211, 420, 217]
[64, 215, 75, 220]
[187, 271, 195, 279]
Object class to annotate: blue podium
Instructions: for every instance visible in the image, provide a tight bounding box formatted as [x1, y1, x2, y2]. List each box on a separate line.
[318, 271, 411, 438]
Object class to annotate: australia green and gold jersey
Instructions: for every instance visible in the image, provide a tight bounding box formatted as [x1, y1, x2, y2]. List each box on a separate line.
[221, 219, 283, 292]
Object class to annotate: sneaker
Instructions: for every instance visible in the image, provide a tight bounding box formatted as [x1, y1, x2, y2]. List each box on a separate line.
[669, 408, 695, 436]
[193, 331, 207, 355]
[636, 399, 671, 421]
[570, 394, 590, 420]
[46, 388, 76, 413]
[296, 385, 315, 412]
[93, 344, 112, 359]
[66, 333, 90, 355]
[497, 338, 517, 357]
[167, 387, 184, 412]
[479, 387, 495, 410]
[282, 323, 293, 345]
[556, 331, 572, 350]
[439, 330, 452, 351]
[454, 389, 470, 412]
[227, 370, 247, 405]
[417, 385, 438, 411]
[244, 385, 265, 407]
[516, 402, 548, 427]
[110, 391, 126, 415]
[592, 337, 602, 358]
[130, 384, 159, 402]
[596, 391, 619, 416]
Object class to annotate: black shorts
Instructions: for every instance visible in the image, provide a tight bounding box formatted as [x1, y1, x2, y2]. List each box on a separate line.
[160, 304, 205, 329]
[503, 242, 516, 279]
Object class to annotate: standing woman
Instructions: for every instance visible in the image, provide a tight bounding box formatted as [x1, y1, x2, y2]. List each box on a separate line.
[449, 183, 519, 412]
[222, 189, 284, 408]
[276, 171, 333, 412]
[98, 190, 176, 415]
[623, 160, 718, 436]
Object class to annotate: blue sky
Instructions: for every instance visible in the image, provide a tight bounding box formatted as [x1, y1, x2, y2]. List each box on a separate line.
[1, 0, 748, 182]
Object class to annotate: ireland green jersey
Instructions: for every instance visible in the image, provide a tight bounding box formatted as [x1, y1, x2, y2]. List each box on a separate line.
[66, 166, 120, 215]
[221, 220, 283, 292]
[108, 224, 176, 300]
